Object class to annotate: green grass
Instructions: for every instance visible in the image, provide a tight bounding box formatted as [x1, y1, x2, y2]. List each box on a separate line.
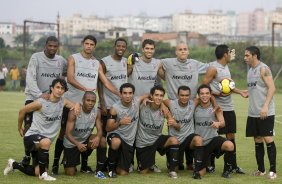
[0, 92, 281, 184]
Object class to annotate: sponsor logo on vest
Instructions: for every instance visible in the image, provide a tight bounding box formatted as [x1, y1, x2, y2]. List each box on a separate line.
[110, 74, 127, 80]
[177, 118, 191, 124]
[77, 72, 97, 79]
[41, 73, 61, 78]
[140, 121, 162, 130]
[74, 127, 94, 132]
[195, 121, 213, 126]
[138, 76, 156, 80]
[247, 81, 257, 87]
[45, 115, 62, 121]
[172, 74, 192, 80]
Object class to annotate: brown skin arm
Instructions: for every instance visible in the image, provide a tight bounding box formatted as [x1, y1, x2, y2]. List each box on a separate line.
[88, 110, 103, 149]
[157, 63, 165, 80]
[202, 67, 221, 96]
[106, 107, 119, 132]
[67, 56, 87, 91]
[211, 107, 225, 129]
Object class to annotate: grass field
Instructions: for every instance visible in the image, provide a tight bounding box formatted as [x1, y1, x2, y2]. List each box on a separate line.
[0, 92, 281, 184]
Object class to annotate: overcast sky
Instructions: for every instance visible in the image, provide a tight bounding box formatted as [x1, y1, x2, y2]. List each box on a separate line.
[1, 0, 281, 24]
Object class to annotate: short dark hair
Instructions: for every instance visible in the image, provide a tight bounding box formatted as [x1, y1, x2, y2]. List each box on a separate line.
[83, 91, 96, 100]
[178, 85, 191, 95]
[45, 36, 58, 45]
[245, 46, 261, 60]
[150, 85, 165, 95]
[197, 84, 211, 95]
[142, 39, 155, 48]
[120, 83, 135, 94]
[115, 38, 127, 47]
[215, 44, 229, 59]
[49, 78, 68, 93]
[82, 35, 97, 45]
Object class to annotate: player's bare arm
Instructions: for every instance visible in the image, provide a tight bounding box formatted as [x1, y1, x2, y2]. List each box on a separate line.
[212, 107, 225, 129]
[106, 107, 119, 132]
[64, 99, 80, 116]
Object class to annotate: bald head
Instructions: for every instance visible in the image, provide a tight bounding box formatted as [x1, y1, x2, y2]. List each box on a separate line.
[176, 42, 189, 62]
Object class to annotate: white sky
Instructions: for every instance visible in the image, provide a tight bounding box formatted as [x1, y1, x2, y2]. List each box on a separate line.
[1, 0, 281, 24]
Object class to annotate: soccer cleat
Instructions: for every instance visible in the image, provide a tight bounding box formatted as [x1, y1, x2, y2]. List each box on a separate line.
[253, 170, 266, 176]
[39, 172, 56, 181]
[268, 172, 277, 180]
[129, 163, 134, 173]
[95, 171, 106, 179]
[221, 170, 231, 179]
[206, 166, 215, 173]
[149, 164, 161, 173]
[51, 165, 59, 175]
[80, 166, 94, 174]
[108, 171, 117, 178]
[20, 156, 31, 166]
[192, 171, 201, 179]
[168, 171, 178, 179]
[3, 158, 15, 175]
[232, 167, 245, 174]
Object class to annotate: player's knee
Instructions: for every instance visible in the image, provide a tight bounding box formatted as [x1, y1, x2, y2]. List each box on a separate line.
[169, 136, 179, 145]
[193, 136, 203, 146]
[110, 138, 121, 150]
[65, 168, 76, 176]
[222, 141, 234, 152]
[39, 138, 52, 149]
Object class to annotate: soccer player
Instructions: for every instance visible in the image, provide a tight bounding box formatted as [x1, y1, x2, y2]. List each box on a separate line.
[244, 46, 277, 179]
[98, 38, 128, 172]
[135, 86, 179, 179]
[51, 35, 120, 174]
[63, 91, 105, 178]
[194, 84, 235, 178]
[106, 83, 148, 177]
[4, 79, 79, 181]
[21, 36, 67, 166]
[202, 44, 247, 173]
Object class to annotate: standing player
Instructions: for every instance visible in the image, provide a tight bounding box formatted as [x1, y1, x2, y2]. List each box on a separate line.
[51, 35, 120, 174]
[194, 84, 235, 178]
[21, 36, 67, 166]
[106, 83, 148, 177]
[4, 79, 79, 181]
[63, 91, 105, 178]
[202, 44, 247, 173]
[98, 38, 128, 172]
[135, 86, 179, 179]
[244, 46, 277, 179]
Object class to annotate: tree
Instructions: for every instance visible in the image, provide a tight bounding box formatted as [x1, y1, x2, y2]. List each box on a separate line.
[33, 36, 48, 50]
[0, 37, 5, 48]
[13, 33, 33, 47]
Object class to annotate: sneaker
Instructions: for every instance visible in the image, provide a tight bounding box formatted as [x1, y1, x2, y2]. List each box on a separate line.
[108, 171, 117, 178]
[206, 166, 215, 173]
[192, 171, 201, 179]
[253, 170, 266, 176]
[268, 172, 277, 180]
[51, 165, 58, 175]
[95, 171, 106, 179]
[129, 163, 134, 173]
[168, 171, 178, 179]
[3, 158, 15, 175]
[232, 167, 245, 174]
[20, 156, 30, 166]
[39, 172, 56, 181]
[149, 164, 161, 173]
[80, 166, 94, 174]
[221, 171, 231, 179]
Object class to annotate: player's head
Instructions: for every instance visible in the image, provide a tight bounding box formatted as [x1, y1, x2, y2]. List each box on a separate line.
[215, 44, 231, 62]
[142, 39, 155, 60]
[244, 46, 260, 66]
[197, 84, 212, 104]
[177, 86, 191, 105]
[44, 36, 59, 58]
[150, 85, 165, 106]
[114, 38, 127, 57]
[82, 91, 96, 112]
[49, 78, 68, 96]
[176, 42, 189, 61]
[120, 83, 135, 104]
[82, 35, 97, 54]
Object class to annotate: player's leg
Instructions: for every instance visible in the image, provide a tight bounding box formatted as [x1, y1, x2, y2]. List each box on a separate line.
[63, 147, 80, 176]
[107, 133, 121, 178]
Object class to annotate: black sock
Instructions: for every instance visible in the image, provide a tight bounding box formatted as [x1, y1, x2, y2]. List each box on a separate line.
[194, 146, 204, 172]
[52, 138, 64, 167]
[168, 145, 179, 172]
[210, 153, 215, 167]
[223, 151, 233, 172]
[24, 150, 31, 158]
[12, 162, 35, 176]
[108, 148, 119, 172]
[266, 142, 276, 173]
[96, 147, 107, 171]
[255, 142, 265, 172]
[38, 149, 49, 176]
[81, 149, 93, 168]
[230, 139, 237, 168]
[185, 148, 194, 167]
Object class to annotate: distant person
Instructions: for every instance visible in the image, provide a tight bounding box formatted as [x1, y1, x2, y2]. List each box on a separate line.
[20, 66, 27, 91]
[10, 64, 19, 90]
[0, 65, 6, 91]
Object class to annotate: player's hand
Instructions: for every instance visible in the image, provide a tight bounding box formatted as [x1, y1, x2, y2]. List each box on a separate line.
[211, 121, 220, 129]
[167, 118, 177, 127]
[240, 90, 248, 98]
[77, 143, 87, 152]
[127, 53, 139, 65]
[119, 116, 132, 125]
[230, 49, 236, 61]
[160, 103, 169, 117]
[260, 105, 268, 120]
[70, 103, 81, 116]
[142, 98, 154, 106]
[89, 136, 100, 149]
[18, 127, 24, 137]
[40, 93, 50, 100]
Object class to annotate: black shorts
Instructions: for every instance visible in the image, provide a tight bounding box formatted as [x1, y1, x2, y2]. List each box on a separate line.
[202, 136, 227, 167]
[61, 107, 70, 129]
[23, 100, 34, 133]
[63, 146, 81, 168]
[24, 134, 47, 152]
[218, 111, 236, 134]
[136, 135, 170, 170]
[107, 133, 133, 172]
[0, 79, 5, 86]
[246, 116, 275, 137]
[179, 133, 198, 152]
